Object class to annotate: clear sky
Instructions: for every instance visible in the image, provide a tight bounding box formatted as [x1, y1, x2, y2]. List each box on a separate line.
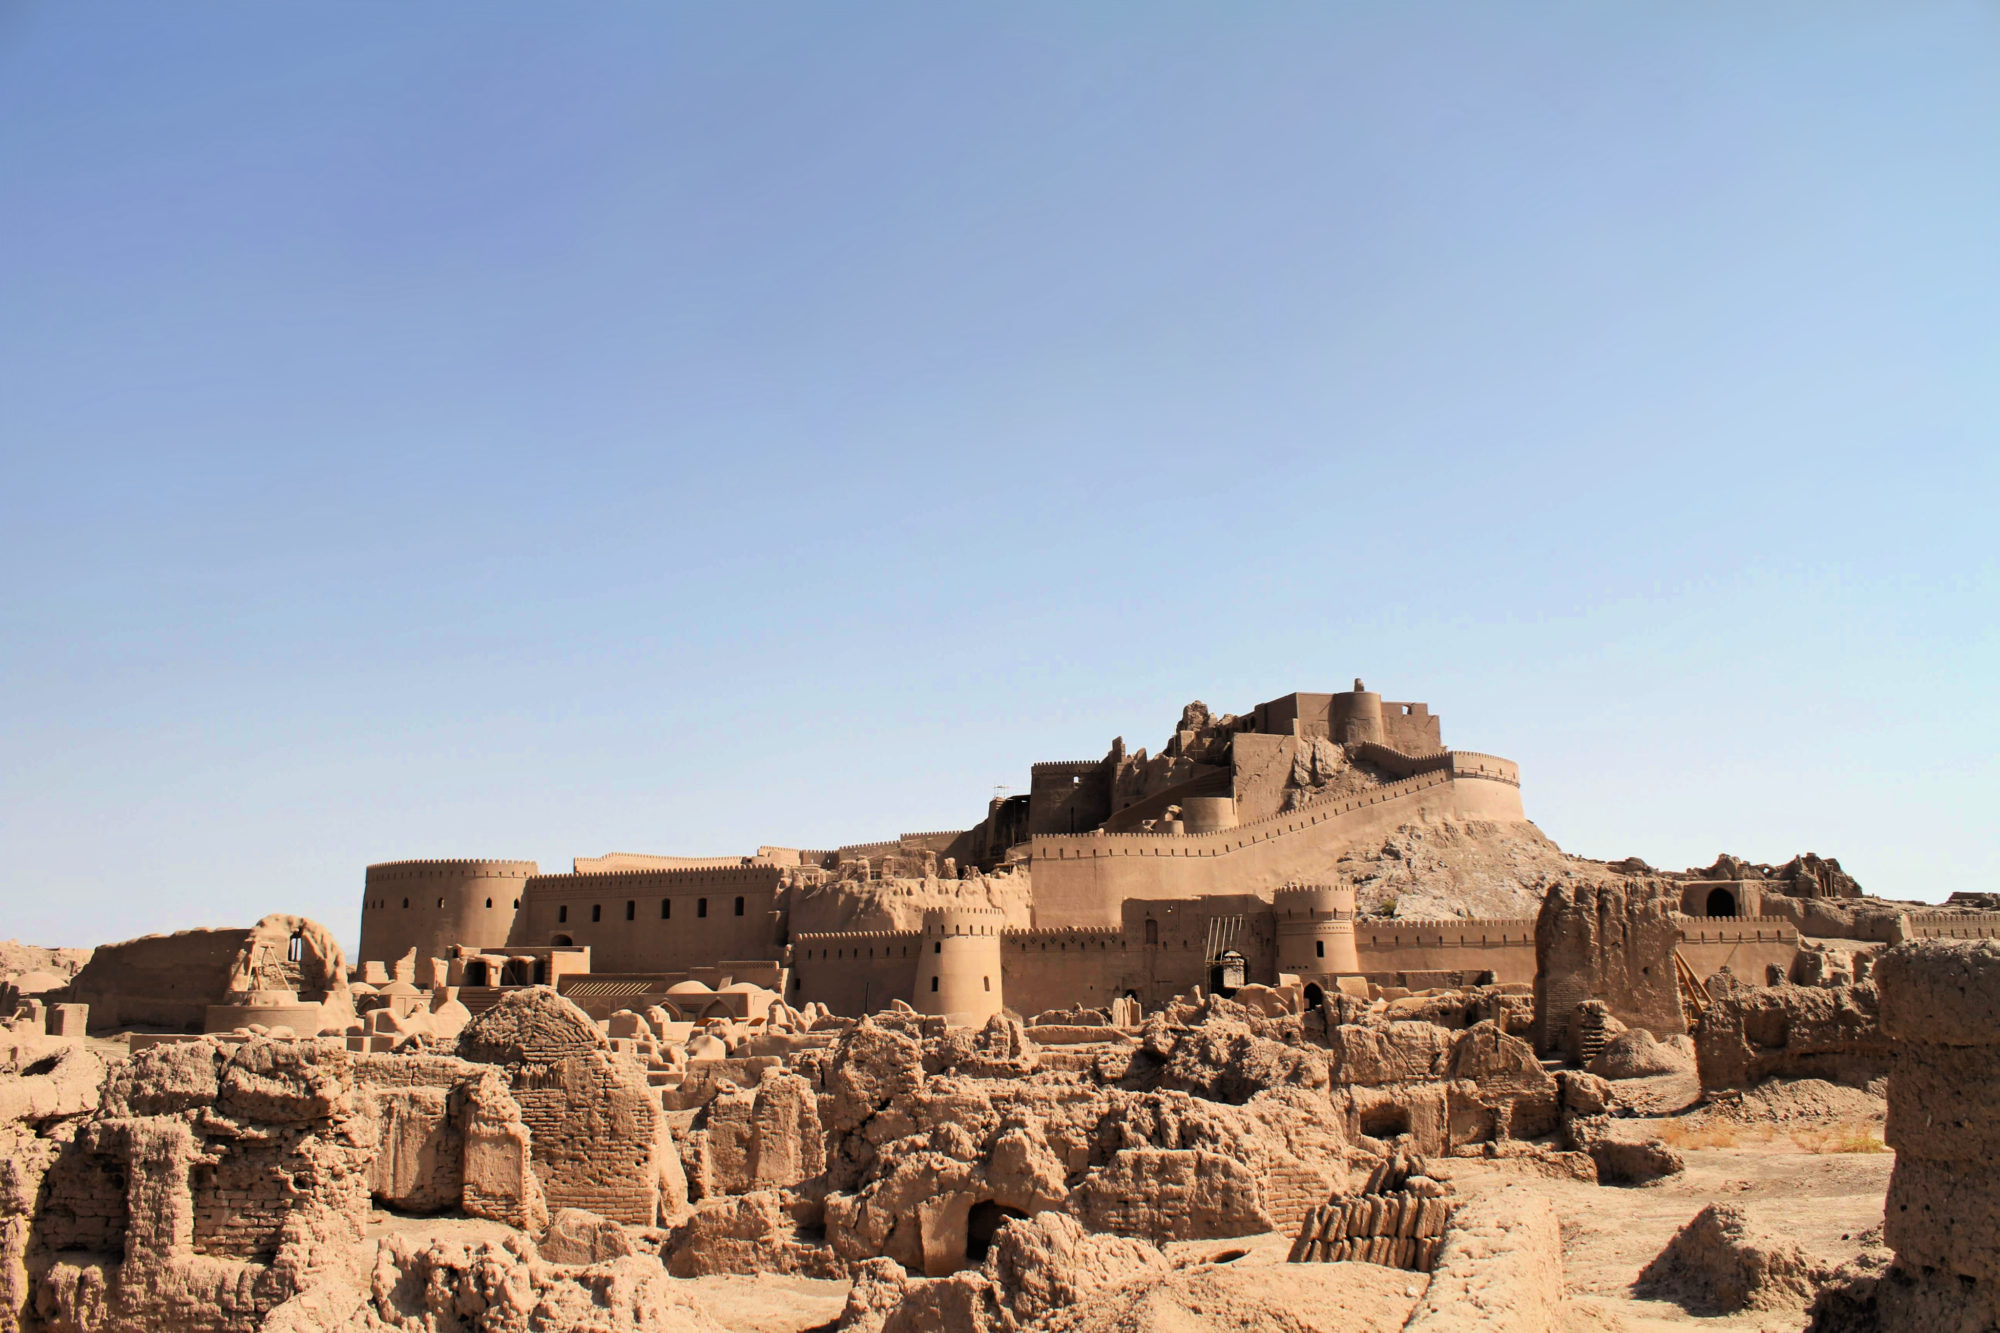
[2, 4, 1995, 950]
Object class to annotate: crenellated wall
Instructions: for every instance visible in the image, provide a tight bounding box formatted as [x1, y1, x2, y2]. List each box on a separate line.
[1027, 766, 1525, 928]
[508, 865, 782, 973]
[1675, 917, 1800, 984]
[1351, 918, 1536, 983]
[789, 928, 923, 1016]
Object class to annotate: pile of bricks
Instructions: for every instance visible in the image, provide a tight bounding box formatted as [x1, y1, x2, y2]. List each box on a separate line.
[1286, 1147, 1454, 1272]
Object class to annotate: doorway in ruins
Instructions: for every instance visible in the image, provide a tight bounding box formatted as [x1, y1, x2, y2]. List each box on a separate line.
[965, 1201, 1028, 1262]
[1705, 887, 1738, 918]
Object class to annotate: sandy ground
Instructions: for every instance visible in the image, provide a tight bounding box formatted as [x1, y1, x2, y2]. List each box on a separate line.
[1443, 1086, 1893, 1333]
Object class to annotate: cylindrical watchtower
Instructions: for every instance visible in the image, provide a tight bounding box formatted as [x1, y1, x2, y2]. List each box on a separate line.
[912, 907, 1005, 1027]
[1274, 884, 1360, 977]
[1339, 679, 1385, 747]
[1181, 796, 1239, 834]
[359, 859, 537, 966]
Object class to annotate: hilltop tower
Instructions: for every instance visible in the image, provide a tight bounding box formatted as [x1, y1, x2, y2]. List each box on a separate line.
[912, 906, 1005, 1026]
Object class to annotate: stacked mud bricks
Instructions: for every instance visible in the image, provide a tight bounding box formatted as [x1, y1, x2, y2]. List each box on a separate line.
[1876, 939, 2000, 1328]
[1287, 1148, 1453, 1272]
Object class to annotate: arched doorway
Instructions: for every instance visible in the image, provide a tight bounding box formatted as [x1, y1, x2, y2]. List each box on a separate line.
[465, 960, 490, 986]
[965, 1201, 1028, 1262]
[1705, 887, 1738, 919]
[1303, 982, 1325, 1010]
[550, 934, 573, 947]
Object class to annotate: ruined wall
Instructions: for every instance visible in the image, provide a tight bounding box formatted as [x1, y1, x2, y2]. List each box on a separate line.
[1533, 879, 1684, 1054]
[358, 858, 536, 965]
[455, 987, 683, 1226]
[1027, 760, 1114, 838]
[1692, 973, 1888, 1092]
[509, 864, 781, 972]
[64, 928, 249, 1032]
[29, 1037, 373, 1333]
[1873, 940, 2000, 1329]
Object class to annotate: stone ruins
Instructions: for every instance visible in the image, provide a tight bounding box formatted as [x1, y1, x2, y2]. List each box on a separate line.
[0, 682, 1990, 1331]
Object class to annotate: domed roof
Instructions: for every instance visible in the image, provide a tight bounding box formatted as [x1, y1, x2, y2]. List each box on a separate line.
[720, 981, 768, 994]
[665, 980, 713, 995]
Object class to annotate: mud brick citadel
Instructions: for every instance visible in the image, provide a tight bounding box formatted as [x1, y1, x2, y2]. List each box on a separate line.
[345, 682, 1877, 1023]
[7, 680, 2000, 1332]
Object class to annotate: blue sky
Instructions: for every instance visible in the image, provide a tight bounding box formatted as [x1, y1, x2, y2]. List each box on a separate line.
[2, 3, 1995, 949]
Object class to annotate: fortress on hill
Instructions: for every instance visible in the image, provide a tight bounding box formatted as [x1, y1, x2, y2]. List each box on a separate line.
[354, 681, 1795, 1023]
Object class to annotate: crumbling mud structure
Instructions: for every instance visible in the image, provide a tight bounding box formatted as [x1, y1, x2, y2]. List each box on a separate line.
[5, 682, 1997, 1331]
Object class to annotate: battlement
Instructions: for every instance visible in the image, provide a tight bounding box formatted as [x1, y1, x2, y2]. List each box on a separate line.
[790, 928, 923, 944]
[527, 864, 781, 889]
[365, 859, 538, 878]
[1903, 913, 2000, 939]
[1002, 926, 1125, 939]
[1031, 759, 1103, 773]
[1676, 918, 1801, 942]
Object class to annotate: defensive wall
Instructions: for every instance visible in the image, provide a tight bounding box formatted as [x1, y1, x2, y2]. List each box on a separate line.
[1353, 918, 1538, 985]
[1675, 917, 1801, 982]
[1903, 912, 2000, 941]
[789, 927, 923, 1017]
[1027, 762, 1526, 928]
[508, 864, 782, 973]
[358, 858, 538, 964]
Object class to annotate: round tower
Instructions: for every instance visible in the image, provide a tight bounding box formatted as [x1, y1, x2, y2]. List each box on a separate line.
[1340, 679, 1385, 747]
[359, 859, 537, 966]
[1273, 884, 1360, 977]
[1180, 796, 1239, 834]
[912, 907, 1005, 1027]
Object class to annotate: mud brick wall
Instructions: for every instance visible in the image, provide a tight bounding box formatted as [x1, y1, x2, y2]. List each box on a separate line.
[1875, 940, 2000, 1329]
[508, 1052, 661, 1225]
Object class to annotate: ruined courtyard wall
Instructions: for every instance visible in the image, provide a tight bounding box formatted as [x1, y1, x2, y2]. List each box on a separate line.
[1028, 769, 1526, 929]
[65, 927, 250, 1031]
[508, 864, 781, 972]
[359, 859, 537, 965]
